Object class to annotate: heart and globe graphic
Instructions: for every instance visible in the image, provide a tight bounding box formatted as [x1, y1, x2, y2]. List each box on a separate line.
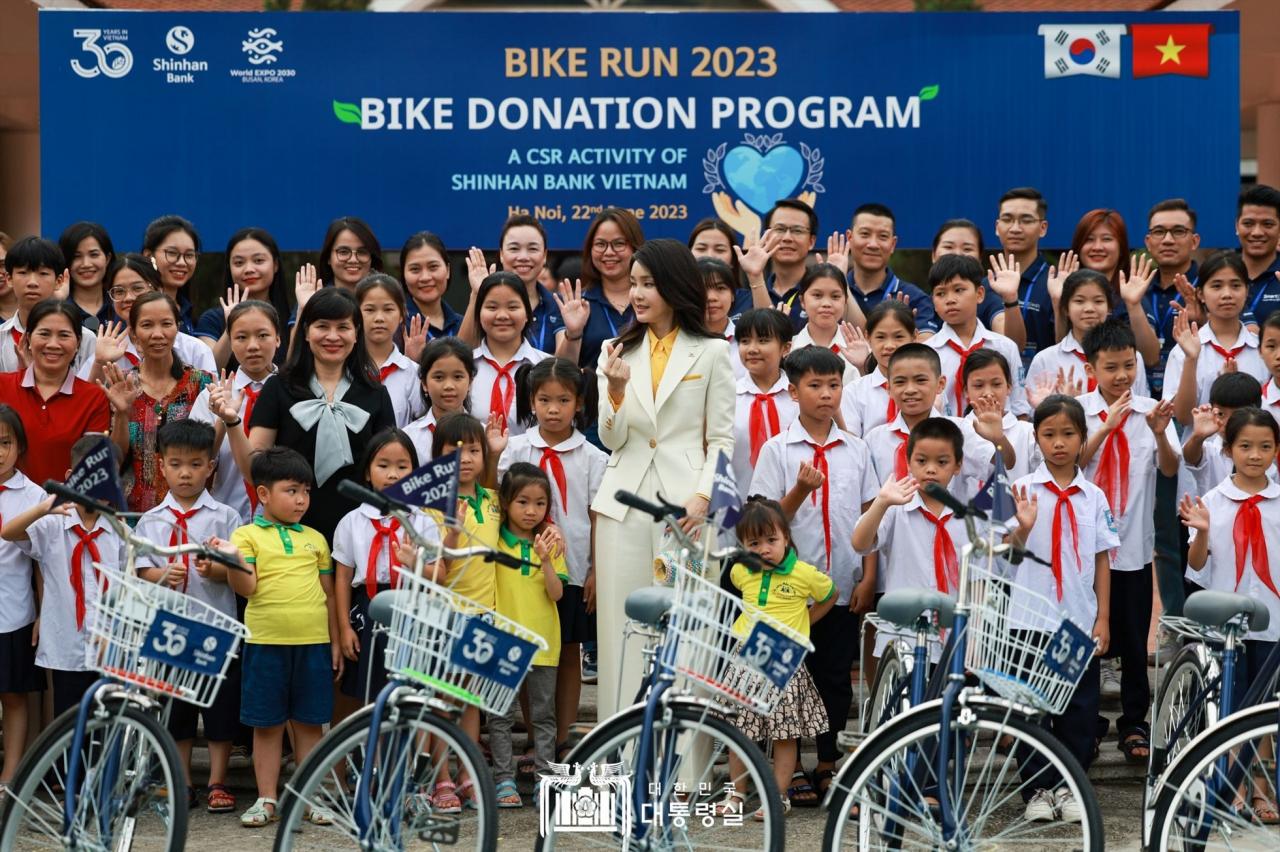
[722, 144, 806, 214]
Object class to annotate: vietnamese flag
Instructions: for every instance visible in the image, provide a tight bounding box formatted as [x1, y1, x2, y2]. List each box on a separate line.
[1131, 23, 1211, 78]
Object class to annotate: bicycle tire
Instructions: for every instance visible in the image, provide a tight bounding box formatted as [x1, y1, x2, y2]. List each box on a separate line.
[1150, 643, 1209, 781]
[274, 698, 496, 851]
[1149, 699, 1280, 851]
[863, 642, 909, 735]
[535, 699, 784, 851]
[0, 698, 187, 851]
[823, 699, 1105, 851]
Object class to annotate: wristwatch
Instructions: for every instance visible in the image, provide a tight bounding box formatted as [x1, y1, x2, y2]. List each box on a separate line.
[1003, 300, 1021, 309]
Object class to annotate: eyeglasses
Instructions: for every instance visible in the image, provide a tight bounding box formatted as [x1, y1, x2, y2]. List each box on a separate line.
[770, 225, 811, 237]
[109, 284, 151, 300]
[1148, 226, 1192, 240]
[160, 248, 197, 265]
[998, 215, 1041, 228]
[592, 239, 629, 254]
[334, 246, 372, 262]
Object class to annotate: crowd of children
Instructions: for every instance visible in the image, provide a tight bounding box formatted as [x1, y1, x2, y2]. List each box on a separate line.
[0, 183, 1279, 830]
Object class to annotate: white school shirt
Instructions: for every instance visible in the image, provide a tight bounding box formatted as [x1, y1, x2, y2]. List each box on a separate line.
[731, 373, 798, 500]
[1161, 322, 1268, 407]
[864, 413, 996, 498]
[470, 339, 549, 436]
[0, 313, 98, 377]
[1025, 331, 1150, 399]
[791, 325, 859, 384]
[1187, 478, 1280, 642]
[1185, 434, 1233, 498]
[1009, 465, 1120, 633]
[114, 332, 216, 376]
[497, 429, 606, 586]
[21, 511, 124, 671]
[332, 503, 442, 588]
[0, 472, 45, 631]
[134, 490, 241, 619]
[954, 411, 1040, 506]
[721, 319, 746, 380]
[403, 410, 439, 465]
[925, 321, 1028, 417]
[374, 347, 425, 428]
[853, 494, 967, 659]
[841, 367, 893, 438]
[1080, 391, 1180, 572]
[749, 419, 877, 604]
[189, 368, 274, 523]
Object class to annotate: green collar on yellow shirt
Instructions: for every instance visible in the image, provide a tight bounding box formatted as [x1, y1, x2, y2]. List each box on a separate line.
[459, 485, 491, 525]
[498, 525, 535, 575]
[254, 515, 304, 554]
[747, 547, 797, 608]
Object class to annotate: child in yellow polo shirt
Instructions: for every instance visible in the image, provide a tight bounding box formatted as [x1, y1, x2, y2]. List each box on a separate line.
[434, 412, 503, 608]
[227, 448, 339, 828]
[723, 497, 835, 820]
[489, 463, 568, 809]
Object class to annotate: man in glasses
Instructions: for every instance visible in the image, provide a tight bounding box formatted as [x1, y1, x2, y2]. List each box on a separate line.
[1142, 198, 1201, 397]
[761, 199, 818, 320]
[995, 187, 1053, 369]
[1237, 184, 1280, 330]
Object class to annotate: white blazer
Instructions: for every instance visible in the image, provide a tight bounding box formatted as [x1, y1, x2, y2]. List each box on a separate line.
[592, 330, 736, 522]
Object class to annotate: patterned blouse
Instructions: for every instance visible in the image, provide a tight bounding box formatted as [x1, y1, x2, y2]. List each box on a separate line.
[124, 365, 215, 513]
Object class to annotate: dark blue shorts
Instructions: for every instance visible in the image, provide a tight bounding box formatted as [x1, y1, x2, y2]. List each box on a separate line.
[240, 643, 333, 727]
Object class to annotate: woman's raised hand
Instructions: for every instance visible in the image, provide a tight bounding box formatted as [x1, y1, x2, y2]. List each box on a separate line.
[294, 263, 320, 313]
[466, 247, 495, 293]
[603, 341, 630, 400]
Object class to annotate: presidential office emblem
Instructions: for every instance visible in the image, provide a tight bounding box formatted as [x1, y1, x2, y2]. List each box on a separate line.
[1038, 25, 1127, 79]
[539, 761, 633, 836]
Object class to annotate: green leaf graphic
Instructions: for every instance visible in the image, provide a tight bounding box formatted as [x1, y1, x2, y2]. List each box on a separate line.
[919, 85, 940, 101]
[332, 100, 361, 124]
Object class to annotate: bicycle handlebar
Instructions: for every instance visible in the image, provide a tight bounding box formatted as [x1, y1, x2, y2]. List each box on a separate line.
[614, 490, 686, 522]
[44, 481, 249, 574]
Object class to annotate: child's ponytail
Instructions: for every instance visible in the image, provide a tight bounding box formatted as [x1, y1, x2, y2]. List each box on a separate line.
[516, 357, 596, 431]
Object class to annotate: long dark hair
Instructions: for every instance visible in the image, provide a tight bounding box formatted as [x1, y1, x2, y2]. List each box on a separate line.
[128, 291, 187, 381]
[282, 286, 377, 397]
[417, 336, 475, 413]
[224, 227, 291, 335]
[472, 272, 533, 344]
[58, 221, 115, 298]
[613, 239, 717, 354]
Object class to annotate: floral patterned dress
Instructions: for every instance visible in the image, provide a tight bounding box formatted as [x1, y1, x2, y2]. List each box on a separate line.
[124, 366, 215, 512]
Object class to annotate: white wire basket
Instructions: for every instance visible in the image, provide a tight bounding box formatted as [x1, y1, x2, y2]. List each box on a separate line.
[667, 563, 815, 716]
[89, 564, 249, 709]
[964, 564, 1098, 715]
[383, 568, 549, 716]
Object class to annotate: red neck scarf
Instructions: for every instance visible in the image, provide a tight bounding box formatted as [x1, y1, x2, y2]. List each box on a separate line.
[946, 338, 985, 413]
[539, 446, 568, 513]
[1208, 341, 1245, 361]
[9, 328, 22, 349]
[1070, 350, 1098, 392]
[241, 383, 263, 513]
[1232, 494, 1280, 599]
[1043, 481, 1082, 601]
[805, 439, 840, 571]
[921, 507, 959, 593]
[1094, 410, 1131, 516]
[167, 506, 200, 589]
[70, 524, 104, 630]
[484, 357, 518, 430]
[893, 430, 910, 479]
[749, 393, 781, 466]
[379, 362, 400, 382]
[367, 517, 402, 598]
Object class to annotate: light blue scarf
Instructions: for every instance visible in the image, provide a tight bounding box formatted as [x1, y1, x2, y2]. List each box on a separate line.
[288, 374, 370, 486]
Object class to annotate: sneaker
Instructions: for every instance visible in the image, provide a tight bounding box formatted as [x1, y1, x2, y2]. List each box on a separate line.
[581, 646, 598, 684]
[1024, 789, 1058, 822]
[1100, 659, 1122, 697]
[1055, 787, 1083, 823]
[1151, 626, 1180, 665]
[229, 745, 251, 769]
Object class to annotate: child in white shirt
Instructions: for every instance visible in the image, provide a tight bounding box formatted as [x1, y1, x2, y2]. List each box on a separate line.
[789, 264, 863, 385]
[404, 337, 476, 463]
[469, 273, 550, 436]
[356, 275, 425, 428]
[730, 309, 798, 498]
[841, 300, 915, 438]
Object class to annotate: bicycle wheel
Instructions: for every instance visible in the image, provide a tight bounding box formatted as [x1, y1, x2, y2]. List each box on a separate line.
[1151, 643, 1210, 780]
[535, 699, 783, 851]
[1149, 699, 1280, 851]
[824, 700, 1104, 851]
[275, 699, 495, 851]
[863, 643, 909, 735]
[0, 698, 187, 851]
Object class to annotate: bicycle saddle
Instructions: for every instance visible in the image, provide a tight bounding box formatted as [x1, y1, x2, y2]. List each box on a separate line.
[625, 587, 676, 626]
[369, 589, 413, 628]
[876, 589, 956, 630]
[1184, 589, 1270, 633]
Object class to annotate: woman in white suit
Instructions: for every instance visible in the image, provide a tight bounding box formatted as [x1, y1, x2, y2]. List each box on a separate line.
[592, 239, 736, 719]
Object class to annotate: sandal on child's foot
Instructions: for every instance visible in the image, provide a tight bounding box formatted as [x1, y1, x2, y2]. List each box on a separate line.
[206, 784, 236, 813]
[787, 770, 820, 808]
[713, 791, 745, 817]
[753, 797, 791, 822]
[457, 778, 479, 811]
[305, 806, 335, 826]
[431, 780, 462, 814]
[1251, 795, 1280, 825]
[240, 797, 278, 827]
[496, 779, 523, 809]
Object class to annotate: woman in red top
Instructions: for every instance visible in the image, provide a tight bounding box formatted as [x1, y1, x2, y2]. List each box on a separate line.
[100, 291, 214, 512]
[0, 299, 109, 484]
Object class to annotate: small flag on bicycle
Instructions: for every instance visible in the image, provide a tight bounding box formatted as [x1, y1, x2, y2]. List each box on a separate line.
[59, 434, 125, 510]
[709, 451, 741, 529]
[382, 450, 459, 515]
[972, 450, 1015, 522]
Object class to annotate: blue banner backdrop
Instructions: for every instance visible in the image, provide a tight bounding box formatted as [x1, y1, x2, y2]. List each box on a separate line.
[39, 10, 1239, 250]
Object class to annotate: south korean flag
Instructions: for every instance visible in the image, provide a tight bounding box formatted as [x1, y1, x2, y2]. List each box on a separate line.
[1037, 24, 1127, 79]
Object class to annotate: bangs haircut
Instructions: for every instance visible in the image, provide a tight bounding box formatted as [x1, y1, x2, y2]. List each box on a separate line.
[498, 461, 553, 517]
[734, 496, 792, 549]
[361, 428, 420, 485]
[1080, 317, 1137, 363]
[962, 348, 1011, 386]
[782, 345, 845, 384]
[156, 420, 216, 458]
[473, 272, 534, 341]
[887, 342, 942, 378]
[1224, 407, 1280, 448]
[431, 412, 489, 470]
[927, 254, 984, 291]
[1208, 372, 1262, 409]
[249, 446, 314, 488]
[1033, 394, 1087, 438]
[283, 286, 378, 396]
[4, 236, 65, 276]
[318, 216, 383, 286]
[697, 257, 737, 292]
[906, 416, 964, 461]
[418, 336, 476, 413]
[0, 404, 28, 457]
[735, 308, 793, 345]
[1060, 269, 1116, 310]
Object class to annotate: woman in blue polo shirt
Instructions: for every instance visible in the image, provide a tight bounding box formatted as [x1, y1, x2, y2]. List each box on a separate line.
[399, 231, 462, 340]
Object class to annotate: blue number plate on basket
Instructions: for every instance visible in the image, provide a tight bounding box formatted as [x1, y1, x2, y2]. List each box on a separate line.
[449, 616, 539, 689]
[740, 621, 805, 689]
[1041, 618, 1094, 682]
[139, 612, 236, 676]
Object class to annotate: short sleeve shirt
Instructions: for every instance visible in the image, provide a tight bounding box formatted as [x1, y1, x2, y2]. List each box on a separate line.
[444, 487, 503, 609]
[494, 530, 570, 666]
[232, 519, 332, 645]
[730, 554, 834, 639]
